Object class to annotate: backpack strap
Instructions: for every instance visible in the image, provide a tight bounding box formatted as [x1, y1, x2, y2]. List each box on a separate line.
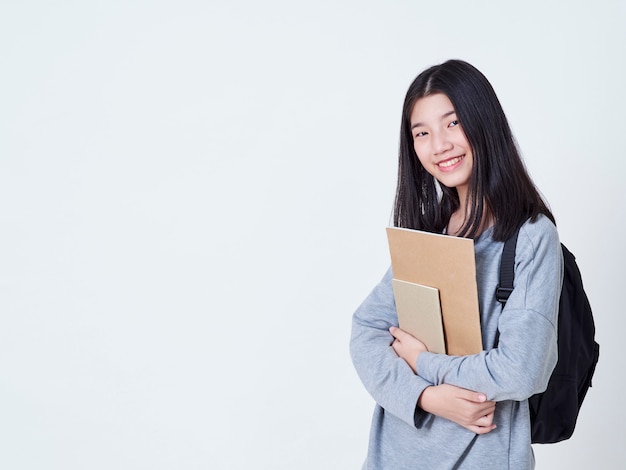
[496, 226, 521, 305]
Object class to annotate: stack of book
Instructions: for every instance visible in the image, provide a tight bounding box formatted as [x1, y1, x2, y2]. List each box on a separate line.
[387, 227, 483, 356]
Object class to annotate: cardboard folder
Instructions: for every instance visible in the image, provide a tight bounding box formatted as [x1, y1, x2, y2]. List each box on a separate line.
[387, 227, 483, 356]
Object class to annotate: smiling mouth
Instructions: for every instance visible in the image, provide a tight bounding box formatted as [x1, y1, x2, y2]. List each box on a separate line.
[438, 155, 464, 168]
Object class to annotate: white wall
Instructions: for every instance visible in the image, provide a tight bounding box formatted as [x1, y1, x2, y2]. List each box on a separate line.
[1, 1, 624, 468]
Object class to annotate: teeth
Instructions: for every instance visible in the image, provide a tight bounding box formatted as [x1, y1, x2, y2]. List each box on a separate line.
[439, 156, 462, 168]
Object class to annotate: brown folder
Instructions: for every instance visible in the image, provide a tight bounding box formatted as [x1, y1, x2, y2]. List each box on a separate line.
[387, 227, 483, 356]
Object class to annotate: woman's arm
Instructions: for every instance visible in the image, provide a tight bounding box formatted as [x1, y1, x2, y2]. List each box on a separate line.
[419, 384, 496, 434]
[351, 269, 496, 433]
[391, 326, 497, 433]
[350, 268, 432, 427]
[414, 220, 564, 401]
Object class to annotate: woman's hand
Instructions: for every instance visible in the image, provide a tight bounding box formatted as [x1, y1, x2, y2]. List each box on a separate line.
[390, 326, 497, 434]
[418, 384, 497, 434]
[389, 326, 428, 374]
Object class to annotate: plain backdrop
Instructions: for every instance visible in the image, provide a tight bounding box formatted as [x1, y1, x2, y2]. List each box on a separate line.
[1, 1, 624, 469]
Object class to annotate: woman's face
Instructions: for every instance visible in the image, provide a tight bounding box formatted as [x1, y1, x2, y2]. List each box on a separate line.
[409, 93, 473, 195]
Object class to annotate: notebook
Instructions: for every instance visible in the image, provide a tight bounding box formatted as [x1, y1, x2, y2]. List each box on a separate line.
[392, 279, 446, 355]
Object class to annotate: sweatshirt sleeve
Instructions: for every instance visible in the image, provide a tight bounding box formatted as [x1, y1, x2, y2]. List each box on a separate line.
[416, 219, 563, 402]
[350, 267, 433, 427]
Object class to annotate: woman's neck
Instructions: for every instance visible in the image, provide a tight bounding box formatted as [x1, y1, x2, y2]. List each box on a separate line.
[447, 210, 468, 237]
[447, 191, 493, 237]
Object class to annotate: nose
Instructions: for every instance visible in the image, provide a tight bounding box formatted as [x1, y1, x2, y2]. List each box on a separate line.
[432, 131, 453, 155]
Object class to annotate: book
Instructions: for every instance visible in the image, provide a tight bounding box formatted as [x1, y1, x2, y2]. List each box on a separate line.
[392, 279, 446, 355]
[386, 227, 483, 356]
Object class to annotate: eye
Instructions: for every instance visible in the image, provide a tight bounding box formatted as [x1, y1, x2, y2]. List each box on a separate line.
[449, 119, 459, 128]
[414, 131, 428, 138]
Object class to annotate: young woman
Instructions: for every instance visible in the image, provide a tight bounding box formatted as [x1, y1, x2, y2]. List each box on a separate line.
[350, 60, 563, 469]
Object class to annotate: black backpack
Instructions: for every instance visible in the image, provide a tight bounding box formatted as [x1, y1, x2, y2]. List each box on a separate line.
[496, 226, 600, 444]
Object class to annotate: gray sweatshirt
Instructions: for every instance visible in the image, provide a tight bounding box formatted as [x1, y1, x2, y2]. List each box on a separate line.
[350, 215, 563, 469]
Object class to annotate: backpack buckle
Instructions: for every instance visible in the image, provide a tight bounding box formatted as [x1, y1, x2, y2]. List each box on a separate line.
[496, 287, 513, 304]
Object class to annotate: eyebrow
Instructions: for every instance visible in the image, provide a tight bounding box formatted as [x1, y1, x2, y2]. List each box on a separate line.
[411, 110, 457, 130]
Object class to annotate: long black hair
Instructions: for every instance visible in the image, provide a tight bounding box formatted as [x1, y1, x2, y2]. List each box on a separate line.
[393, 59, 554, 241]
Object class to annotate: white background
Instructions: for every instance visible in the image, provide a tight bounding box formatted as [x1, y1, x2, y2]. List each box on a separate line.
[1, 1, 624, 469]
